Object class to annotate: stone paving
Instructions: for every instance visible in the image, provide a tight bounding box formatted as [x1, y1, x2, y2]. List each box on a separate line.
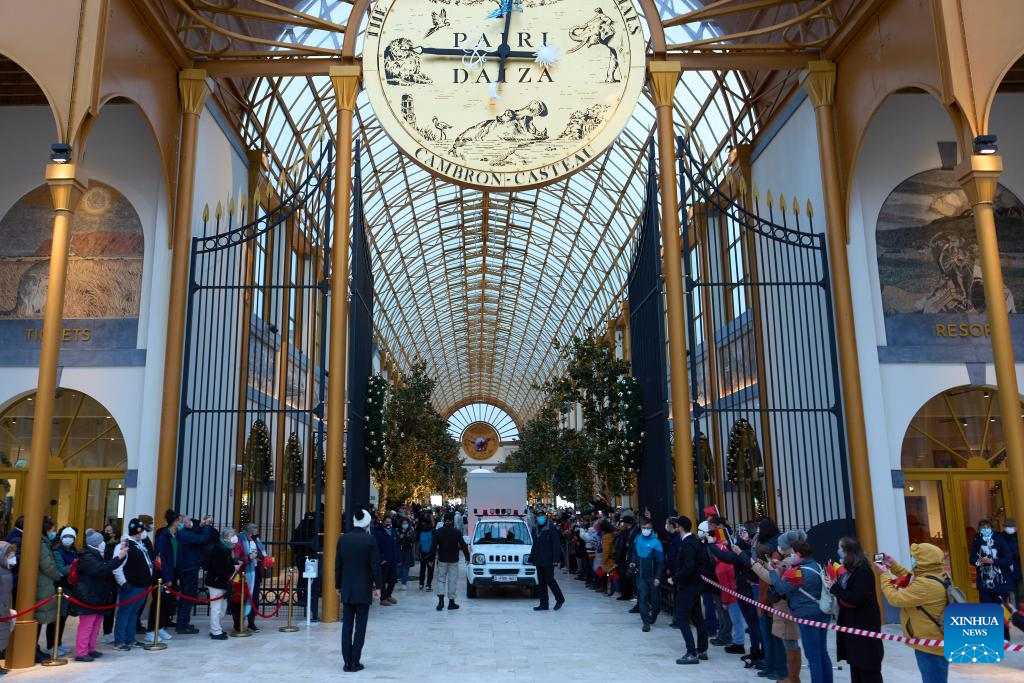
[7, 568, 1023, 682]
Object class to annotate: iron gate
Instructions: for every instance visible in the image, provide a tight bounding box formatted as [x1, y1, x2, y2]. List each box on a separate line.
[628, 142, 673, 526]
[678, 136, 854, 534]
[175, 142, 333, 609]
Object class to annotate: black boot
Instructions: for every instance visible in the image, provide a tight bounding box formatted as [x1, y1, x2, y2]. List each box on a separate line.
[436, 596, 444, 611]
[448, 599, 459, 610]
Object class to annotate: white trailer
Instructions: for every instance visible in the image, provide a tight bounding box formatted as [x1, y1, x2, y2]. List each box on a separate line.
[465, 469, 528, 538]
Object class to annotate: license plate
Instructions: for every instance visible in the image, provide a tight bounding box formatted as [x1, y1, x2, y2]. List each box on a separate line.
[493, 575, 517, 583]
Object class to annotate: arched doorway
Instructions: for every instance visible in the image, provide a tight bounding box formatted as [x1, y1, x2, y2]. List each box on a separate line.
[0, 388, 127, 537]
[901, 385, 1016, 601]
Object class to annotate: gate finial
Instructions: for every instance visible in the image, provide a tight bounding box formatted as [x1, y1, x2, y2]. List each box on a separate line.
[215, 201, 222, 221]
[791, 196, 799, 216]
[806, 199, 814, 219]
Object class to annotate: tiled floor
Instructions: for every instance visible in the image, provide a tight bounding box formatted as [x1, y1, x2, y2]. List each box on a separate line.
[7, 570, 1024, 682]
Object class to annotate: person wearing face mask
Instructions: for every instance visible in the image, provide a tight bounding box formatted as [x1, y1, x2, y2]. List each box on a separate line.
[970, 518, 1013, 642]
[430, 511, 470, 610]
[112, 518, 155, 651]
[632, 520, 663, 631]
[373, 515, 400, 605]
[71, 529, 127, 662]
[148, 510, 180, 643]
[45, 527, 78, 657]
[0, 541, 17, 674]
[999, 517, 1021, 606]
[4, 516, 23, 600]
[825, 537, 883, 683]
[30, 516, 64, 661]
[395, 517, 416, 592]
[176, 514, 217, 634]
[531, 510, 565, 611]
[99, 523, 120, 644]
[206, 528, 242, 640]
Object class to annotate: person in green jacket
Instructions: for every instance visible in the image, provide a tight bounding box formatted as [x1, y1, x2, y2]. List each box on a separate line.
[34, 516, 65, 661]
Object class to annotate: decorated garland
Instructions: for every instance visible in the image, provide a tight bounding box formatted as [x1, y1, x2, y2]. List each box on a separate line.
[364, 374, 387, 472]
[283, 431, 304, 486]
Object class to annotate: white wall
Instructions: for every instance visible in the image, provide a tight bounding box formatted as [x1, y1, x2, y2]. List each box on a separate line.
[0, 101, 248, 521]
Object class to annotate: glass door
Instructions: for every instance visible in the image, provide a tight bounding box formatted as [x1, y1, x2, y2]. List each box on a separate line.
[903, 477, 954, 576]
[951, 473, 1011, 603]
[0, 472, 20, 538]
[83, 475, 126, 534]
[44, 474, 77, 532]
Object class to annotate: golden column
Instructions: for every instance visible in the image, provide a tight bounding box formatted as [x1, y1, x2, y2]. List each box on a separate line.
[649, 61, 696, 517]
[154, 69, 210, 519]
[803, 61, 877, 552]
[322, 65, 361, 624]
[10, 162, 85, 670]
[957, 153, 1024, 526]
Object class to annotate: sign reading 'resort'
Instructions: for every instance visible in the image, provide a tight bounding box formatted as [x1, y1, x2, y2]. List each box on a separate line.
[934, 322, 992, 338]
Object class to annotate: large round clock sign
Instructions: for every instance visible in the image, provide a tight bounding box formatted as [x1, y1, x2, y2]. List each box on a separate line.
[362, 0, 647, 191]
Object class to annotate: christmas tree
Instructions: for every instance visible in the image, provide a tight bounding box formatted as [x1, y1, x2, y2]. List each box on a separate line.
[284, 431, 304, 486]
[243, 418, 274, 484]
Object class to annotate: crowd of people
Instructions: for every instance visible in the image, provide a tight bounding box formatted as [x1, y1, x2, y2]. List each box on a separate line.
[0, 509, 275, 672]
[551, 505, 1022, 683]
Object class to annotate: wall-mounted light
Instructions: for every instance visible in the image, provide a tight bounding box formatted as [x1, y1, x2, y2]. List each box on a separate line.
[973, 135, 998, 155]
[49, 143, 72, 164]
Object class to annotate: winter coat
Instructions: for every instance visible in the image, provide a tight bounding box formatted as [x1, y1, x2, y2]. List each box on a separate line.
[71, 546, 123, 616]
[373, 525, 400, 565]
[708, 541, 758, 597]
[750, 560, 799, 640]
[714, 552, 737, 604]
[430, 525, 469, 564]
[1001, 530, 1022, 583]
[878, 543, 947, 655]
[664, 534, 681, 580]
[633, 534, 664, 582]
[829, 562, 884, 671]
[205, 541, 237, 591]
[531, 523, 563, 568]
[970, 533, 1014, 594]
[396, 526, 416, 553]
[54, 543, 76, 617]
[769, 556, 829, 621]
[600, 531, 615, 571]
[178, 524, 216, 573]
[673, 534, 703, 588]
[35, 536, 64, 624]
[153, 526, 178, 583]
[335, 528, 383, 605]
[0, 542, 13, 651]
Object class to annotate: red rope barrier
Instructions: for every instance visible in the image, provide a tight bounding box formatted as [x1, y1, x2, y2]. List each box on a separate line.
[246, 581, 291, 619]
[64, 584, 157, 612]
[0, 595, 57, 622]
[163, 585, 228, 604]
[699, 575, 1024, 654]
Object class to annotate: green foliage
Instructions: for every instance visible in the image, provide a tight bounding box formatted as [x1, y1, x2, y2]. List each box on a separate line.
[379, 361, 466, 502]
[243, 419, 274, 484]
[365, 374, 387, 472]
[284, 431, 303, 486]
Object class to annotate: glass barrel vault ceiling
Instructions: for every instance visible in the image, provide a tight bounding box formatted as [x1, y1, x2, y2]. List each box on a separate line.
[239, 1, 758, 424]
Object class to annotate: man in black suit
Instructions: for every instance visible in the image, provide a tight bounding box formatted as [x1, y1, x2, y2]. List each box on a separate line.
[668, 516, 709, 665]
[532, 511, 565, 611]
[335, 507, 383, 673]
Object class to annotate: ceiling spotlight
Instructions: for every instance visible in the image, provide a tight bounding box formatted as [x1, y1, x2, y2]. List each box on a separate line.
[973, 135, 998, 155]
[49, 143, 72, 164]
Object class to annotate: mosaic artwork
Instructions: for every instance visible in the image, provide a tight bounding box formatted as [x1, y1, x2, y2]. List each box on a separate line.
[876, 168, 1024, 316]
[0, 181, 144, 320]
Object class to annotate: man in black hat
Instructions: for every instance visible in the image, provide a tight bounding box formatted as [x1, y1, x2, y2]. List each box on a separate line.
[335, 506, 382, 672]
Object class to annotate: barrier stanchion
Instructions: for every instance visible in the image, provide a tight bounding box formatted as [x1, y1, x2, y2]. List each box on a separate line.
[280, 568, 299, 633]
[144, 579, 168, 651]
[41, 588, 68, 667]
[231, 572, 252, 638]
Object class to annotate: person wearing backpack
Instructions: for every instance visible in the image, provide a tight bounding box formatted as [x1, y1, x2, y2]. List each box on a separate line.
[876, 542, 950, 683]
[73, 529, 127, 661]
[417, 513, 435, 591]
[825, 537, 883, 683]
[769, 539, 833, 683]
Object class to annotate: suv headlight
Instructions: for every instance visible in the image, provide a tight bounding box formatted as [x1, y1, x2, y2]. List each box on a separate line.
[522, 554, 531, 565]
[472, 553, 486, 565]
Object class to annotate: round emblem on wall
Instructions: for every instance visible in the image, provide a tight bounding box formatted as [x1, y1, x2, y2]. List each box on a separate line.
[362, 0, 647, 191]
[461, 421, 501, 460]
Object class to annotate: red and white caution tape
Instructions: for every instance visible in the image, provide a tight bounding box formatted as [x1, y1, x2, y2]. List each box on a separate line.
[698, 575, 1024, 654]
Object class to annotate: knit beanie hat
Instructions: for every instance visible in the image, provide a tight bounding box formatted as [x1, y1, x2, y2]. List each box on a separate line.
[353, 508, 371, 528]
[778, 529, 807, 553]
[85, 529, 104, 550]
[60, 527, 77, 540]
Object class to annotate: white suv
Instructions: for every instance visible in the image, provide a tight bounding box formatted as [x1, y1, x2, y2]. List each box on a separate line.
[466, 517, 537, 598]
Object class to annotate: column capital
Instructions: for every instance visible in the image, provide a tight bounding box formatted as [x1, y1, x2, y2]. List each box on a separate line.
[179, 68, 210, 117]
[45, 163, 86, 213]
[330, 65, 362, 112]
[956, 154, 1003, 206]
[648, 61, 681, 109]
[803, 60, 836, 109]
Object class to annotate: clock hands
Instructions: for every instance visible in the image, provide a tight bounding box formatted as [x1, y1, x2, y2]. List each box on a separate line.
[495, 0, 516, 84]
[418, 46, 534, 59]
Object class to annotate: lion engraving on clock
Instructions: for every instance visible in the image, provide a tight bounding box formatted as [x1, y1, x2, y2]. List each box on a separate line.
[363, 0, 646, 190]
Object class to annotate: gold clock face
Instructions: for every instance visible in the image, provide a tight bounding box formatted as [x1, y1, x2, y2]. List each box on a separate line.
[362, 0, 647, 191]
[461, 421, 501, 460]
